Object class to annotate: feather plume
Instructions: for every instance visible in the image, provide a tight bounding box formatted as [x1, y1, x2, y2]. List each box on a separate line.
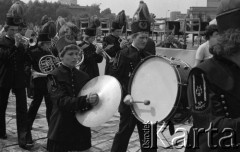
[132, 1, 154, 23]
[7, 1, 25, 18]
[89, 15, 101, 28]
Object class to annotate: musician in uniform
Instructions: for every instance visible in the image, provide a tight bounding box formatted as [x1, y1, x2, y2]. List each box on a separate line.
[78, 27, 103, 79]
[185, 0, 240, 151]
[111, 20, 157, 152]
[0, 16, 33, 150]
[102, 21, 124, 75]
[46, 38, 99, 152]
[26, 24, 54, 137]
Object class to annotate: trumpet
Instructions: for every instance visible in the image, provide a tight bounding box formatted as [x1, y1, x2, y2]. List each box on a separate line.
[18, 35, 37, 46]
[93, 42, 113, 62]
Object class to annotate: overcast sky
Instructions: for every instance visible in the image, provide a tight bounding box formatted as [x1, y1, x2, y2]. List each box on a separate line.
[21, 0, 207, 18]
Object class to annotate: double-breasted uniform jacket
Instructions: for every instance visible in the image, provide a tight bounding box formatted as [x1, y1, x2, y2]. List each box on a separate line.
[47, 64, 92, 150]
[78, 41, 103, 79]
[185, 56, 240, 152]
[0, 36, 28, 88]
[113, 45, 152, 113]
[102, 34, 121, 75]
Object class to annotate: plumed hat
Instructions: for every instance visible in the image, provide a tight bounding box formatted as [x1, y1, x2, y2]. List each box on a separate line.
[6, 16, 22, 26]
[131, 1, 151, 34]
[38, 21, 56, 42]
[84, 27, 96, 37]
[216, 0, 240, 33]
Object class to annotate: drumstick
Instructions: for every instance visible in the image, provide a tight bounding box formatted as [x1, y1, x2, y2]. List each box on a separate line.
[132, 100, 150, 105]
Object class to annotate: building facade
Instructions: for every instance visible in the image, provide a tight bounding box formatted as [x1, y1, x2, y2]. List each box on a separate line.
[207, 0, 221, 7]
[58, 0, 77, 5]
[187, 7, 217, 22]
[170, 11, 187, 21]
[170, 11, 181, 21]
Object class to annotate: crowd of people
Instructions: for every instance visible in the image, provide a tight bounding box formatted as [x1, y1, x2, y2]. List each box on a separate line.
[1, 0, 240, 152]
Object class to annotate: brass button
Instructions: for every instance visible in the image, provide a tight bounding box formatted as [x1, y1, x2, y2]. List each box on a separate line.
[224, 106, 228, 110]
[225, 113, 229, 117]
[220, 95, 225, 98]
[222, 101, 226, 104]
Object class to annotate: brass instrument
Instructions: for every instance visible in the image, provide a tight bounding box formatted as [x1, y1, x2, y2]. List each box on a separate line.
[38, 50, 84, 74]
[39, 55, 60, 74]
[93, 42, 113, 62]
[16, 34, 37, 46]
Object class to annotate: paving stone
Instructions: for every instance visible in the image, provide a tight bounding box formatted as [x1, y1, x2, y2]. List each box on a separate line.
[1, 89, 192, 152]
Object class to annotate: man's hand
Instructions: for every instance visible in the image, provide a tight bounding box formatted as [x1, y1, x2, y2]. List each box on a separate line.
[32, 70, 47, 79]
[95, 46, 104, 54]
[87, 92, 99, 106]
[14, 33, 21, 47]
[123, 94, 133, 105]
[120, 40, 129, 49]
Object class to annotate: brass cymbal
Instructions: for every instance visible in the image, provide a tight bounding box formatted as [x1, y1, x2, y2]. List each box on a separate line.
[76, 75, 122, 127]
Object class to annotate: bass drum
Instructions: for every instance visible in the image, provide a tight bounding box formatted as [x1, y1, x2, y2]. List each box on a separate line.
[129, 55, 191, 124]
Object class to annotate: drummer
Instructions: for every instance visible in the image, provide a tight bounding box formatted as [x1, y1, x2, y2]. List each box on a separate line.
[46, 37, 99, 152]
[111, 19, 157, 151]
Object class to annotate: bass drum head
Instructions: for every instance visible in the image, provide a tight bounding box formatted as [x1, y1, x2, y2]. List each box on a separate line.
[130, 56, 178, 124]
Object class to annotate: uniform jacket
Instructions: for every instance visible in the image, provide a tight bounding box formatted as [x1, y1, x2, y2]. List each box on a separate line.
[113, 45, 152, 113]
[27, 46, 53, 89]
[78, 41, 103, 79]
[185, 57, 240, 152]
[102, 34, 121, 75]
[47, 64, 92, 149]
[102, 34, 121, 57]
[0, 36, 29, 88]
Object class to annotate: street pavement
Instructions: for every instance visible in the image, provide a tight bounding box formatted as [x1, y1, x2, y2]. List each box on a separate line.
[0, 93, 192, 152]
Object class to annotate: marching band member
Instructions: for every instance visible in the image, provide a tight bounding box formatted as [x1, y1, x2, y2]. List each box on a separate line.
[0, 15, 33, 150]
[111, 6, 157, 151]
[46, 38, 99, 152]
[102, 10, 128, 75]
[26, 22, 55, 140]
[78, 27, 103, 79]
[102, 21, 122, 75]
[185, 0, 240, 151]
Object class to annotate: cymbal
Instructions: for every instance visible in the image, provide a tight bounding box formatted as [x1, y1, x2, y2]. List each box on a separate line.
[76, 75, 122, 127]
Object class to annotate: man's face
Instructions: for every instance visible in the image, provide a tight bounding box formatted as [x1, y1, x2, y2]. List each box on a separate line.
[209, 31, 219, 48]
[88, 36, 96, 43]
[132, 32, 149, 50]
[19, 28, 27, 36]
[7, 26, 19, 39]
[112, 29, 122, 37]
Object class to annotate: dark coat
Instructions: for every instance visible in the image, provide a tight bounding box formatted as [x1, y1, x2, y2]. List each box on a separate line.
[113, 45, 153, 113]
[0, 36, 29, 88]
[47, 64, 92, 150]
[27, 46, 53, 89]
[185, 57, 240, 152]
[79, 41, 103, 79]
[102, 34, 121, 75]
[102, 34, 121, 57]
